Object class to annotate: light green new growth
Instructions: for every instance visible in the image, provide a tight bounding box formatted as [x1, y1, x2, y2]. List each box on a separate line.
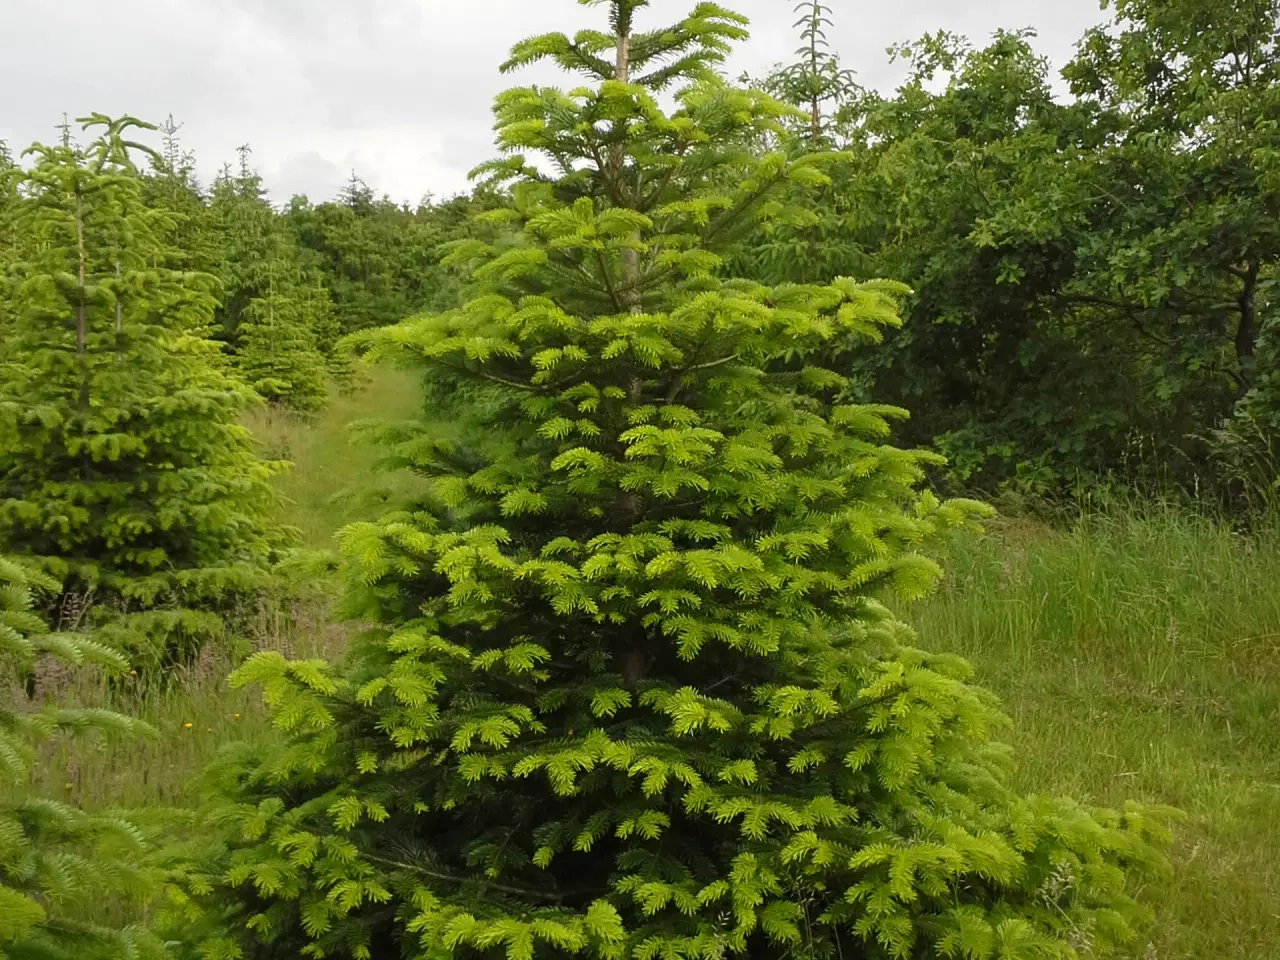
[182, 4, 1173, 959]
[0, 116, 288, 668]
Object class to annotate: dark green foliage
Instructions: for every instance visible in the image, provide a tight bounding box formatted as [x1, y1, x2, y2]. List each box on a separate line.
[141, 116, 221, 277]
[0, 556, 166, 960]
[182, 5, 1172, 960]
[282, 185, 432, 337]
[739, 0, 1280, 498]
[208, 148, 279, 343]
[0, 117, 288, 666]
[743, 27, 1113, 491]
[1059, 0, 1280, 493]
[233, 265, 330, 414]
[283, 182, 509, 339]
[832, 31, 1122, 494]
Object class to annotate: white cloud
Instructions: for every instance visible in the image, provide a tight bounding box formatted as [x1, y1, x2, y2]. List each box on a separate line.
[0, 0, 1107, 205]
[268, 150, 347, 203]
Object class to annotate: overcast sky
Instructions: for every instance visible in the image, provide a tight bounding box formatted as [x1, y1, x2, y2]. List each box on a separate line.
[1, 0, 1109, 205]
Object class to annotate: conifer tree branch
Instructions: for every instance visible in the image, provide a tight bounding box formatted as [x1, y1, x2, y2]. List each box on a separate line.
[664, 351, 740, 403]
[703, 171, 791, 243]
[436, 359, 540, 393]
[685, 352, 740, 372]
[544, 254, 619, 308]
[638, 145, 693, 211]
[359, 853, 576, 903]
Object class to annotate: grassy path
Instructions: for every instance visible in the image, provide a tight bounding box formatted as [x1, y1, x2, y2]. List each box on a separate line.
[244, 367, 429, 548]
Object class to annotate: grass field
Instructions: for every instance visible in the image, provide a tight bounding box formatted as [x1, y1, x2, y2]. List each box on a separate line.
[29, 372, 1280, 958]
[912, 512, 1280, 957]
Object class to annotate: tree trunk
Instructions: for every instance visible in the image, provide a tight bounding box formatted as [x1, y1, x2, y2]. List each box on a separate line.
[1235, 260, 1260, 390]
[75, 179, 91, 481]
[614, 12, 642, 311]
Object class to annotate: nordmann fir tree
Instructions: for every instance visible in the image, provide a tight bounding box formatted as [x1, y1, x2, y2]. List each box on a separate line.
[0, 556, 166, 960]
[186, 4, 1172, 959]
[0, 116, 288, 668]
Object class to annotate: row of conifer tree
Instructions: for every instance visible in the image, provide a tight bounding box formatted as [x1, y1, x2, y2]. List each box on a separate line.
[3, 0, 1267, 956]
[10, 0, 1279, 501]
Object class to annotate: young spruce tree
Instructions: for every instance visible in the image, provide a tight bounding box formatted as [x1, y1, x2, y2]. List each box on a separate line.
[189, 4, 1172, 958]
[0, 116, 286, 667]
[1, 556, 165, 960]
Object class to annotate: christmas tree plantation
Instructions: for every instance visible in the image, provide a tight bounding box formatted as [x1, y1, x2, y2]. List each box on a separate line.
[189, 3, 1173, 959]
[0, 117, 288, 668]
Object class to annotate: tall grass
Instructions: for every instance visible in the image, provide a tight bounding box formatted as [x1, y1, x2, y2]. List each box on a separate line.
[19, 596, 350, 812]
[912, 506, 1280, 958]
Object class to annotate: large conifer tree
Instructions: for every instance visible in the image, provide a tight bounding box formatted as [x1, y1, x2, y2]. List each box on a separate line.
[188, 4, 1172, 959]
[0, 116, 286, 666]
